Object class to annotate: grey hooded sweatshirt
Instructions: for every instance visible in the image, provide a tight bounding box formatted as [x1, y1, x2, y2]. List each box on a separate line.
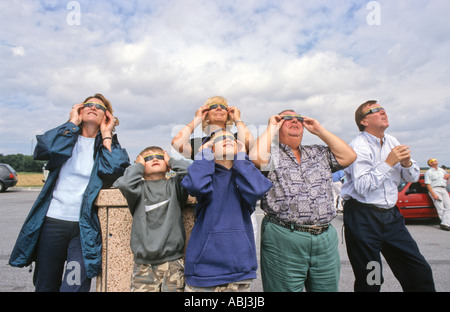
[114, 158, 190, 264]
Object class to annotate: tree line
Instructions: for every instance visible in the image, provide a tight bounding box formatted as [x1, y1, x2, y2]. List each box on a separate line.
[0, 154, 46, 172]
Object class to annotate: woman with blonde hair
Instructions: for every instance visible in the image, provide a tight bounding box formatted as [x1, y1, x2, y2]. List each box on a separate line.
[9, 93, 130, 292]
[171, 96, 254, 160]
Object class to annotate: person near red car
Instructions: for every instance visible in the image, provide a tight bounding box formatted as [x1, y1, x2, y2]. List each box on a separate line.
[425, 158, 450, 231]
[341, 100, 435, 292]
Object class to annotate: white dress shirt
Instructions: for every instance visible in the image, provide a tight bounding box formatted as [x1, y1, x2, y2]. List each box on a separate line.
[341, 131, 420, 209]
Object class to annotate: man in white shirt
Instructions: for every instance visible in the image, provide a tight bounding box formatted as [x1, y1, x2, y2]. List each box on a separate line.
[425, 158, 450, 231]
[341, 100, 435, 292]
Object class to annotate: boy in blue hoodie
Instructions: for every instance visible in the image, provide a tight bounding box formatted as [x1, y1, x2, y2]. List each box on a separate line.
[181, 129, 272, 291]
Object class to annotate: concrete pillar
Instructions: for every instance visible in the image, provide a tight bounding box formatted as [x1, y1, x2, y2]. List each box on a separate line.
[94, 188, 196, 292]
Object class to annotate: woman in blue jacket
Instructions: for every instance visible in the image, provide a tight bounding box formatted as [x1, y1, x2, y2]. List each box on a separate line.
[9, 94, 129, 292]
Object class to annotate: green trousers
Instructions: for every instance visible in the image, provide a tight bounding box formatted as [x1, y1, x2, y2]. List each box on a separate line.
[260, 216, 340, 292]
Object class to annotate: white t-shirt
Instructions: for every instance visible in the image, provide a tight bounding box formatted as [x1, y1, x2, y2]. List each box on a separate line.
[425, 167, 448, 188]
[46, 135, 95, 222]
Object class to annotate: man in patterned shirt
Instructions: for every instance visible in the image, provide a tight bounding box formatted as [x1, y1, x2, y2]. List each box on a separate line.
[251, 110, 356, 292]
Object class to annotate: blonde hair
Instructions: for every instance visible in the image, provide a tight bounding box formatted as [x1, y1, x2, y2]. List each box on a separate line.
[139, 146, 164, 157]
[201, 96, 233, 133]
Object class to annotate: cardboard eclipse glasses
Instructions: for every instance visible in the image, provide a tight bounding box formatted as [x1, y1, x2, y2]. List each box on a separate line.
[363, 106, 385, 117]
[212, 134, 236, 145]
[208, 103, 228, 110]
[143, 153, 164, 162]
[84, 102, 107, 112]
[281, 114, 304, 122]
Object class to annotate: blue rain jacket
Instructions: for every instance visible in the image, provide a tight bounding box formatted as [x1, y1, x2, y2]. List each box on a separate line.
[9, 122, 130, 278]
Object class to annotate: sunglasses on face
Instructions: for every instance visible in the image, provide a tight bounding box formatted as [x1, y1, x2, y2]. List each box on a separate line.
[281, 114, 304, 122]
[201, 128, 226, 145]
[212, 134, 236, 145]
[363, 106, 385, 117]
[208, 103, 228, 110]
[143, 153, 164, 162]
[84, 102, 107, 112]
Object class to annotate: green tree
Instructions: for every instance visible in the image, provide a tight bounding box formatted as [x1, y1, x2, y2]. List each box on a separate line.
[0, 154, 46, 172]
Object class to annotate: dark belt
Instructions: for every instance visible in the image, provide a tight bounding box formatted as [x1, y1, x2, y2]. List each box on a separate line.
[267, 216, 329, 235]
[347, 198, 393, 212]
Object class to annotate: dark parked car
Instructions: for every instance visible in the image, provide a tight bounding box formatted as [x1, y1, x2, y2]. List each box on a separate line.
[396, 173, 448, 219]
[0, 163, 18, 192]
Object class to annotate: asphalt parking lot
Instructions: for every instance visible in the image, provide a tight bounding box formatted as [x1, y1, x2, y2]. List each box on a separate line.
[1, 188, 449, 292]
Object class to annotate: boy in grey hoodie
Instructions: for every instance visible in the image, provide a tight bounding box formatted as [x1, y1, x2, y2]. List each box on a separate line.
[114, 146, 190, 292]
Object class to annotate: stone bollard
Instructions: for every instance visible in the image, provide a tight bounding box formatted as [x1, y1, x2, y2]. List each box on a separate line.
[94, 188, 196, 292]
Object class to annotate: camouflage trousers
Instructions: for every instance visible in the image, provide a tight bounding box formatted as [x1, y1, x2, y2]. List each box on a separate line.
[130, 258, 185, 292]
[185, 280, 252, 292]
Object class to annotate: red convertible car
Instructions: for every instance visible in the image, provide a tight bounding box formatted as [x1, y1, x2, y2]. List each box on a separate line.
[396, 173, 449, 219]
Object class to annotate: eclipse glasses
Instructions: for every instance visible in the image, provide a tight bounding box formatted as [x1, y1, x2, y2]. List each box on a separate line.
[363, 106, 385, 117]
[143, 153, 164, 162]
[212, 134, 236, 145]
[208, 103, 228, 110]
[84, 102, 107, 112]
[281, 114, 304, 122]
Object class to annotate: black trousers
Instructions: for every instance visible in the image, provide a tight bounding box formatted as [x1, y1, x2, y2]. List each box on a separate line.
[33, 217, 91, 292]
[343, 199, 435, 292]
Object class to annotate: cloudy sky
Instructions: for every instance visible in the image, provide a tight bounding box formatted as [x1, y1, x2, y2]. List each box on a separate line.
[1, 0, 449, 167]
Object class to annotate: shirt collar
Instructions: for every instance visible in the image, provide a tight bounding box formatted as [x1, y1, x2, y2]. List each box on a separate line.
[279, 142, 301, 155]
[362, 131, 386, 145]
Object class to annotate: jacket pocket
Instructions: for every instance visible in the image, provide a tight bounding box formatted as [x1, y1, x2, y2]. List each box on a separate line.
[193, 230, 256, 277]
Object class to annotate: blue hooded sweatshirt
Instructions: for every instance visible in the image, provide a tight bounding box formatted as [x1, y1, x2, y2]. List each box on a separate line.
[181, 149, 272, 287]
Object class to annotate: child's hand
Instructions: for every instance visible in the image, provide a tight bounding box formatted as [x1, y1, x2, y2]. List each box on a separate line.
[236, 139, 246, 154]
[135, 155, 145, 166]
[200, 140, 214, 151]
[163, 150, 171, 169]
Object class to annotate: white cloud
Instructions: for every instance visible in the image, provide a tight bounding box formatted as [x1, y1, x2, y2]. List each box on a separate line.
[11, 46, 26, 57]
[0, 0, 449, 166]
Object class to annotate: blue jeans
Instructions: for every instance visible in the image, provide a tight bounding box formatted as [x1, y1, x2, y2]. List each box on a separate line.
[33, 217, 91, 292]
[344, 199, 435, 292]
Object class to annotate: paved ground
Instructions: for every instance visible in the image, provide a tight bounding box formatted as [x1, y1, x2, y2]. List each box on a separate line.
[1, 188, 449, 292]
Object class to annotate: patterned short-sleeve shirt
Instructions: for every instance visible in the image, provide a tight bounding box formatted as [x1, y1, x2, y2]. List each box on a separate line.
[261, 143, 343, 225]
